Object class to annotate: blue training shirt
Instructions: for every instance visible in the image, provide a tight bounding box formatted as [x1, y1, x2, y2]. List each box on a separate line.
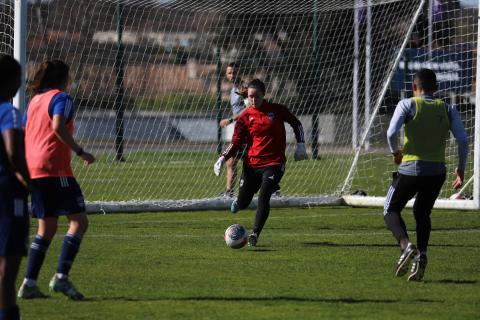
[0, 101, 22, 186]
[23, 91, 74, 127]
[387, 94, 468, 176]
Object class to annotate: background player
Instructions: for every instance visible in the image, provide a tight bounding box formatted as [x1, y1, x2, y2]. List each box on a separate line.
[18, 60, 95, 300]
[384, 68, 468, 281]
[0, 54, 30, 320]
[214, 79, 307, 246]
[218, 62, 249, 198]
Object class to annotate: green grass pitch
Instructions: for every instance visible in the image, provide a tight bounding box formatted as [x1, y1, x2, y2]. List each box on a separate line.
[18, 207, 479, 319]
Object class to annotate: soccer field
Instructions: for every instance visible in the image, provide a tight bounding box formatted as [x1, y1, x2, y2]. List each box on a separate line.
[18, 207, 479, 320]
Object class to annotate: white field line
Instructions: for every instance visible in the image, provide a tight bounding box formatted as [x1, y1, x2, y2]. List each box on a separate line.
[83, 228, 480, 239]
[87, 212, 383, 226]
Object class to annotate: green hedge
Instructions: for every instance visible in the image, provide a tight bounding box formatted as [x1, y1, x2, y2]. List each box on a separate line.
[135, 93, 229, 113]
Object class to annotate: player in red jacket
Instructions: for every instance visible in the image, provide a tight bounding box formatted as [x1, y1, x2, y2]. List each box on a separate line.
[214, 79, 307, 246]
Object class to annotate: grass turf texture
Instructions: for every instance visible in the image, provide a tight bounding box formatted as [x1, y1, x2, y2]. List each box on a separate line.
[18, 207, 479, 319]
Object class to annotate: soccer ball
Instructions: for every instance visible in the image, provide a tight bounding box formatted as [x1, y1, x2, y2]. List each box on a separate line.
[224, 224, 248, 249]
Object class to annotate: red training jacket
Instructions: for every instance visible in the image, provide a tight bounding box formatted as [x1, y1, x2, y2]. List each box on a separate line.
[222, 100, 304, 168]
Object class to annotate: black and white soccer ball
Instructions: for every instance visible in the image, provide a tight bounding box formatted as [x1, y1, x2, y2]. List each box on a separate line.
[224, 224, 248, 249]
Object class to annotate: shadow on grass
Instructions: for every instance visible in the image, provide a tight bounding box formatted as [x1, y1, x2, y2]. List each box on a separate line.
[87, 295, 440, 304]
[302, 241, 396, 248]
[248, 248, 276, 252]
[432, 226, 480, 232]
[302, 241, 480, 249]
[313, 226, 387, 231]
[428, 243, 480, 248]
[424, 279, 478, 285]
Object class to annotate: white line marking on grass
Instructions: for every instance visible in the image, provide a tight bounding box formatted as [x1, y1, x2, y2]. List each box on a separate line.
[90, 212, 383, 226]
[84, 228, 480, 239]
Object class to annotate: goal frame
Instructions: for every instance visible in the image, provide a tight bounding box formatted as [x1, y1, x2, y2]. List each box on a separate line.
[342, 0, 480, 211]
[12, 0, 480, 213]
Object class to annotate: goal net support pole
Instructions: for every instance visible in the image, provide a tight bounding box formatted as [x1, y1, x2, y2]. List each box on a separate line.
[13, 0, 26, 113]
[341, 0, 426, 195]
[474, 0, 480, 209]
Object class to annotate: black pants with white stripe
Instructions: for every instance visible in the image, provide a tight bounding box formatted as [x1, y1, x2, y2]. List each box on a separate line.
[237, 164, 285, 237]
[383, 172, 446, 253]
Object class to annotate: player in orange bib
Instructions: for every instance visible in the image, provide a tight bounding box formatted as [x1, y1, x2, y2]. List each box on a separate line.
[18, 60, 95, 301]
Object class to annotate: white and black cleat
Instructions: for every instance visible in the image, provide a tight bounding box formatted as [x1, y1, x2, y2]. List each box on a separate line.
[248, 233, 258, 247]
[395, 243, 418, 277]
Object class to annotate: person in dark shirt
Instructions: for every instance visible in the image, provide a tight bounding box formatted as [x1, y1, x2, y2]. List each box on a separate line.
[0, 54, 30, 320]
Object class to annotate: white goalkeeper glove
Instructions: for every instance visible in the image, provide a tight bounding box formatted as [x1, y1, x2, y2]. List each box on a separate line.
[294, 143, 308, 161]
[214, 156, 225, 176]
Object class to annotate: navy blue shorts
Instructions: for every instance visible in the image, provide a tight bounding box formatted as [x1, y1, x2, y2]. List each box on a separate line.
[0, 185, 29, 257]
[31, 177, 86, 218]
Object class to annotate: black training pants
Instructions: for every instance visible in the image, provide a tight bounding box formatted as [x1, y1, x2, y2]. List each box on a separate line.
[383, 172, 446, 252]
[237, 164, 285, 236]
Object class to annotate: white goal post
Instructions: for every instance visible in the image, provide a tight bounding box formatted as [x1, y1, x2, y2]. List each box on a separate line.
[4, 0, 479, 212]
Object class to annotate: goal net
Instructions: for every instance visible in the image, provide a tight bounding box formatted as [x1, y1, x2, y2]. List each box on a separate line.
[2, 0, 478, 211]
[344, 0, 479, 209]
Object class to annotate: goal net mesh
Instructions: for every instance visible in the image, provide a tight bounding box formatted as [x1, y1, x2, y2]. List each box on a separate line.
[0, 0, 477, 209]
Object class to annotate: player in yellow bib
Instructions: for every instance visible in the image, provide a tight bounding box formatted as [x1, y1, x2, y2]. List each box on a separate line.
[384, 69, 468, 281]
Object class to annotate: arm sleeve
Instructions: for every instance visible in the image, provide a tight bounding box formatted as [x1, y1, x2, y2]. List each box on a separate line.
[222, 114, 247, 161]
[387, 99, 412, 153]
[230, 90, 245, 116]
[48, 92, 74, 123]
[0, 106, 21, 133]
[447, 105, 469, 171]
[280, 105, 305, 143]
[22, 105, 28, 128]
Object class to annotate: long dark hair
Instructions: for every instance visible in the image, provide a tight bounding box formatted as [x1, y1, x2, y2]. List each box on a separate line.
[29, 60, 69, 95]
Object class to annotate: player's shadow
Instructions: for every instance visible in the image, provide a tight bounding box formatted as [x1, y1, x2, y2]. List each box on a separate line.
[432, 226, 480, 232]
[302, 241, 480, 249]
[302, 241, 396, 248]
[89, 296, 440, 304]
[424, 279, 478, 285]
[428, 243, 480, 249]
[313, 226, 386, 231]
[248, 247, 276, 252]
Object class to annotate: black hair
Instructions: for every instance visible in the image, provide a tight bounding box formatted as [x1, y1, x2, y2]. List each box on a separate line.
[227, 62, 239, 69]
[247, 78, 265, 95]
[0, 54, 21, 101]
[414, 68, 437, 92]
[29, 60, 69, 94]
